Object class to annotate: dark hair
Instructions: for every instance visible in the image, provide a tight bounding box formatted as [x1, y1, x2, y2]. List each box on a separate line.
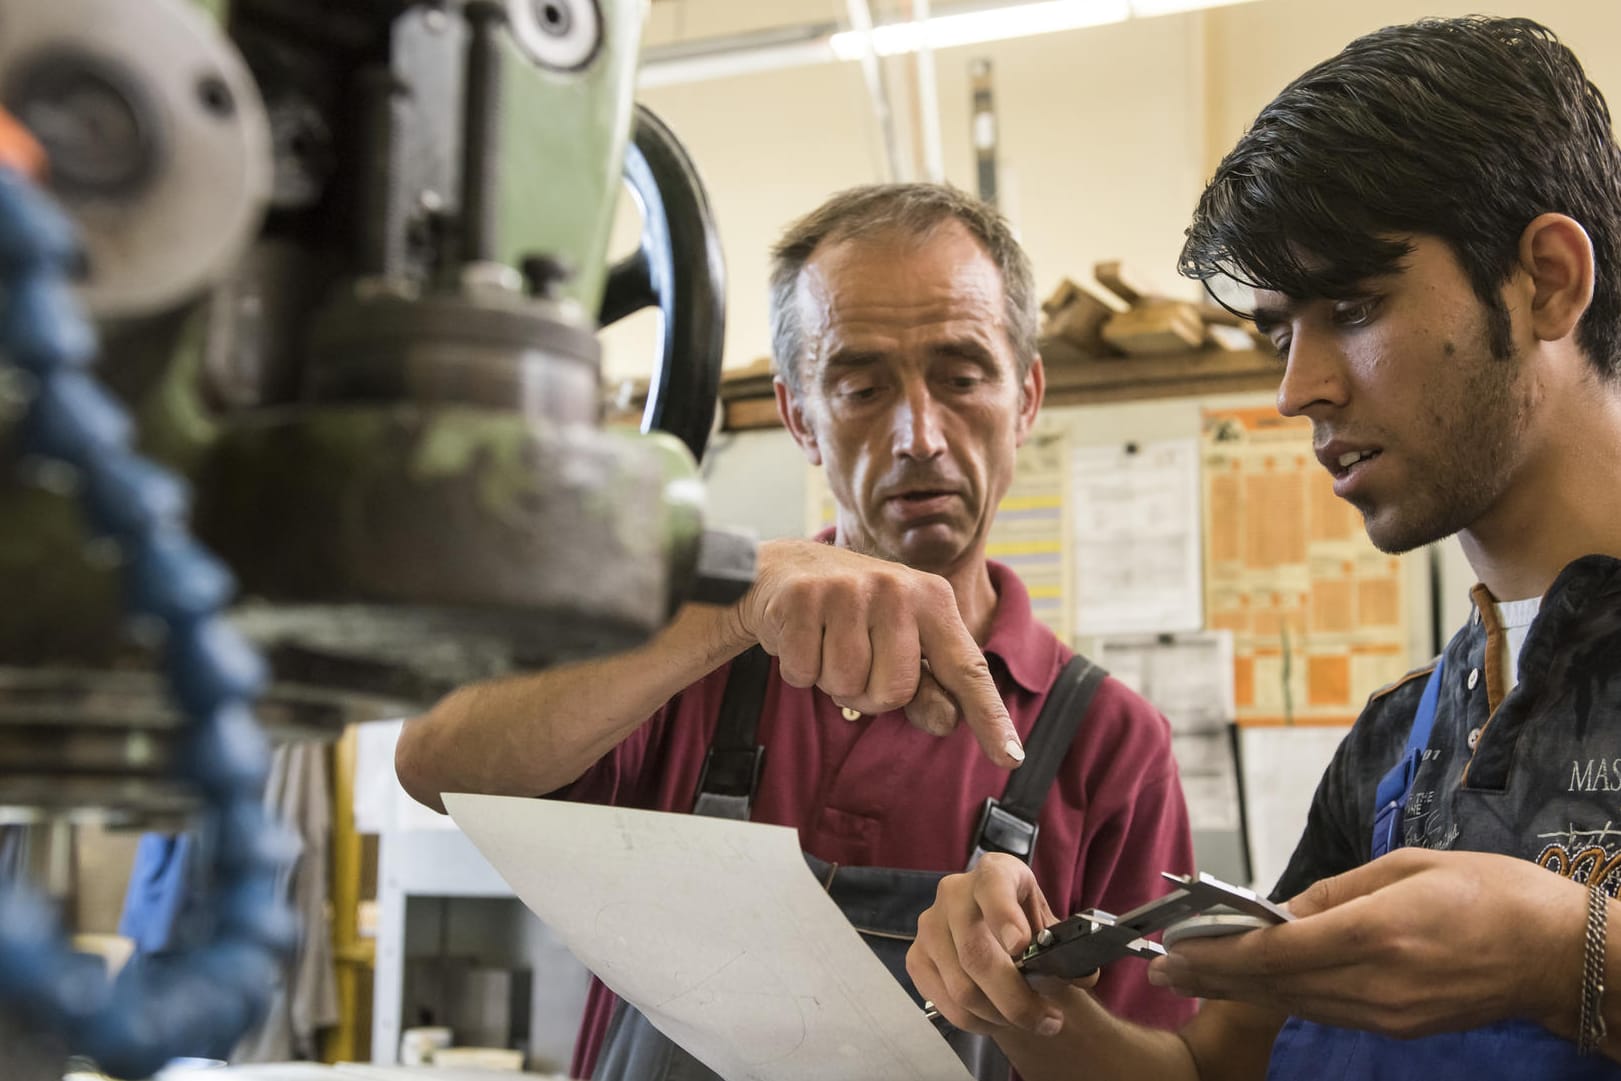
[1181, 16, 1621, 375]
[768, 182, 1037, 392]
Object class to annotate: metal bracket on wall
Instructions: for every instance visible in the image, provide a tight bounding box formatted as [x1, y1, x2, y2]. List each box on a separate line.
[970, 56, 998, 206]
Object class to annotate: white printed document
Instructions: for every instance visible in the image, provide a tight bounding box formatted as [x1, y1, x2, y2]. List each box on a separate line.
[1071, 438, 1204, 635]
[1098, 632, 1242, 831]
[444, 794, 973, 1081]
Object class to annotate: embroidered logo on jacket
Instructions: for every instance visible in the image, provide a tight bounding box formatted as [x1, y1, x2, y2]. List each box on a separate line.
[1536, 824, 1621, 895]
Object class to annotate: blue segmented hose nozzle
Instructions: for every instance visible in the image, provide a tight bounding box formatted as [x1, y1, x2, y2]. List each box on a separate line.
[0, 166, 295, 1079]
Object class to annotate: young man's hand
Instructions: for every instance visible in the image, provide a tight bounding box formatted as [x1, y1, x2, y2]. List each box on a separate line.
[906, 853, 1097, 1035]
[1148, 848, 1591, 1042]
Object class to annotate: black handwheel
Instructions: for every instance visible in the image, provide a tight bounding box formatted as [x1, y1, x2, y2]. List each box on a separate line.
[599, 103, 726, 462]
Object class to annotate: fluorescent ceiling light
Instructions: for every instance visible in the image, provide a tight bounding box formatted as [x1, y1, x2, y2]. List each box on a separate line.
[831, 0, 1129, 59]
[642, 0, 1259, 86]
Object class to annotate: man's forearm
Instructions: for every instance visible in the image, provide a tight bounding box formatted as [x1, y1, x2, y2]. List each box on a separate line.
[395, 600, 753, 813]
[394, 532, 1029, 812]
[994, 992, 1279, 1081]
[990, 986, 1196, 1081]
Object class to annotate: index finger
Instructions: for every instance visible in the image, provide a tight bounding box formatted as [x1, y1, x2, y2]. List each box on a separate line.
[1284, 847, 1433, 919]
[917, 618, 1021, 768]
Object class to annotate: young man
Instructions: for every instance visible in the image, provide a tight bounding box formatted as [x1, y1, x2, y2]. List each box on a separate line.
[906, 16, 1621, 1081]
[395, 183, 1195, 1079]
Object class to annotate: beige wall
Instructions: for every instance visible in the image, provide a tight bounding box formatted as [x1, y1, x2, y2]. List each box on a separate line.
[601, 2, 1212, 381]
[599, 0, 1621, 383]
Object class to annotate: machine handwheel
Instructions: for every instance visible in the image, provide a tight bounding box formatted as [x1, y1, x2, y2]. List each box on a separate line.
[598, 104, 726, 463]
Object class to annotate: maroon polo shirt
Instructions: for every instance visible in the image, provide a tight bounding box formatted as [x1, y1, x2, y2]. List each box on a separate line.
[562, 560, 1196, 1078]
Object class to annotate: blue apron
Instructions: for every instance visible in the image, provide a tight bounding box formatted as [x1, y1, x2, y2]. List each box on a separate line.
[1266, 659, 1621, 1080]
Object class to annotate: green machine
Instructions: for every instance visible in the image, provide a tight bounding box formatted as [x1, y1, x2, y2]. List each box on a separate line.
[0, 0, 748, 829]
[0, 0, 745, 1072]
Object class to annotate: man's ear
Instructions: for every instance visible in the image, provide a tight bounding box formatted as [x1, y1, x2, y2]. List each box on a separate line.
[775, 377, 823, 466]
[1519, 213, 1595, 344]
[1014, 354, 1046, 446]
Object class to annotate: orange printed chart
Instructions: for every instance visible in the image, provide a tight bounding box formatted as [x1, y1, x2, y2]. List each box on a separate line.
[1201, 408, 1410, 727]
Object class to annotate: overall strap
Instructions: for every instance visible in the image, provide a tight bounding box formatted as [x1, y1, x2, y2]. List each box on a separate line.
[1370, 657, 1446, 859]
[691, 646, 771, 820]
[969, 654, 1108, 867]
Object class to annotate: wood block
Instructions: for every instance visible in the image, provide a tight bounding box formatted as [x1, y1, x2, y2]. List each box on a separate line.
[1101, 299, 1207, 356]
[1093, 260, 1148, 306]
[1040, 278, 1117, 355]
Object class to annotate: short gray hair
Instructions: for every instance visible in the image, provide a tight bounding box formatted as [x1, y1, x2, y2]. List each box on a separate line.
[767, 183, 1038, 393]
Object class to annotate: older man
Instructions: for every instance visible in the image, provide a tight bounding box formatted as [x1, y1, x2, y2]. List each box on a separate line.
[396, 183, 1194, 1080]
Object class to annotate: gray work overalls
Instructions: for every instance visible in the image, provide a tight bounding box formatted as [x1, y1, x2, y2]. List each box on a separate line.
[593, 647, 1106, 1081]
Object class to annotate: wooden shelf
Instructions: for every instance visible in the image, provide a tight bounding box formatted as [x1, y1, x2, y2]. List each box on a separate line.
[715, 340, 1283, 432]
[1035, 340, 1284, 406]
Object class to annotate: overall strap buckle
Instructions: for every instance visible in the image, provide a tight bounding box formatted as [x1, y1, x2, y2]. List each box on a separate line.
[968, 797, 1040, 867]
[966, 654, 1107, 869]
